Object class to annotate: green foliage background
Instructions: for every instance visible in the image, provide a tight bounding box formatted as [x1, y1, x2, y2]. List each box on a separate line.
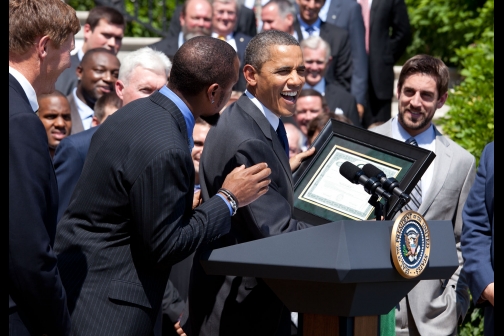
[65, 1, 494, 334]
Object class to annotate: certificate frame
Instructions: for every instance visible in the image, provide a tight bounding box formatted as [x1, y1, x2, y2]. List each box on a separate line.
[292, 119, 436, 225]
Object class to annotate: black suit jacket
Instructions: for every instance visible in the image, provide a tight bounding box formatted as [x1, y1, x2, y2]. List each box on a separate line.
[9, 73, 71, 335]
[53, 125, 99, 222]
[368, 0, 411, 100]
[55, 54, 80, 96]
[189, 95, 311, 336]
[167, 4, 257, 38]
[148, 34, 180, 62]
[294, 21, 352, 93]
[54, 92, 231, 336]
[324, 81, 361, 127]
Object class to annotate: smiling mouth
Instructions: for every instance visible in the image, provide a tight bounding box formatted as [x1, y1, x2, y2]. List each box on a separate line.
[280, 91, 298, 103]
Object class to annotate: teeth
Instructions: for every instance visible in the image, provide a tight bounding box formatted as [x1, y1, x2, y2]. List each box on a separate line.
[281, 91, 297, 97]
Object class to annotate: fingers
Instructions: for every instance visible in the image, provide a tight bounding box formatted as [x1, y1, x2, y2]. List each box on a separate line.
[297, 147, 316, 161]
[243, 162, 269, 175]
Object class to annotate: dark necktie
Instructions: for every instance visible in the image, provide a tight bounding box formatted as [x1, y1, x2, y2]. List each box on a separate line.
[403, 137, 422, 212]
[276, 120, 290, 158]
[305, 26, 315, 36]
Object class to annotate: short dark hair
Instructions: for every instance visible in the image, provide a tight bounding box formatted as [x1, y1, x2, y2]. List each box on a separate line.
[244, 30, 299, 73]
[80, 48, 118, 67]
[94, 91, 122, 122]
[169, 36, 238, 96]
[398, 54, 450, 97]
[37, 90, 67, 102]
[86, 6, 125, 30]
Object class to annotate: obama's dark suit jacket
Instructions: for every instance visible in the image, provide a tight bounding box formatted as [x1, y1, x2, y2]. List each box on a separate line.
[54, 91, 231, 336]
[189, 94, 311, 336]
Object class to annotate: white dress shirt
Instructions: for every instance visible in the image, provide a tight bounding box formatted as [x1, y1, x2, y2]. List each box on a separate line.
[9, 66, 39, 112]
[71, 87, 94, 131]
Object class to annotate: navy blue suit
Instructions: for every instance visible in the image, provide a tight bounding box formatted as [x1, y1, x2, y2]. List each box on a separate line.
[324, 0, 368, 107]
[9, 73, 71, 335]
[461, 141, 494, 336]
[53, 126, 99, 222]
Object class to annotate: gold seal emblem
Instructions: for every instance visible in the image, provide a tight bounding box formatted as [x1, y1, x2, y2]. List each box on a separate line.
[390, 210, 431, 279]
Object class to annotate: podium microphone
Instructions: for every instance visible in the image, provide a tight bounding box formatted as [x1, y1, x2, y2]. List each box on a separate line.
[362, 163, 410, 202]
[339, 162, 392, 200]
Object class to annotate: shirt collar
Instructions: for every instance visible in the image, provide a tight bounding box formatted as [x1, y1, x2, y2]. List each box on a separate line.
[178, 32, 185, 49]
[9, 66, 39, 112]
[72, 87, 94, 130]
[303, 80, 326, 95]
[211, 32, 234, 40]
[298, 15, 322, 31]
[158, 86, 195, 152]
[77, 47, 85, 61]
[244, 90, 280, 131]
[392, 116, 435, 147]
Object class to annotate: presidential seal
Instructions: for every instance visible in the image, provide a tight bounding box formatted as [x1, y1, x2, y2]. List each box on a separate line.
[390, 210, 430, 279]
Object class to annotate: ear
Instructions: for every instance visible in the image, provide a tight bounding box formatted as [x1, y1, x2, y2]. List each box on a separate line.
[243, 64, 258, 87]
[179, 11, 186, 27]
[36, 36, 51, 60]
[206, 83, 219, 103]
[326, 55, 333, 65]
[436, 92, 448, 109]
[91, 116, 100, 127]
[83, 23, 92, 41]
[286, 13, 295, 26]
[115, 80, 125, 100]
[76, 65, 83, 81]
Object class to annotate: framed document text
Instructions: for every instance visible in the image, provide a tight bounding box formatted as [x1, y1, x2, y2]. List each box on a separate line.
[292, 119, 436, 225]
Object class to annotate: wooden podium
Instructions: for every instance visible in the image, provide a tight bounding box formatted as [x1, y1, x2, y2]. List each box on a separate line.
[199, 220, 459, 335]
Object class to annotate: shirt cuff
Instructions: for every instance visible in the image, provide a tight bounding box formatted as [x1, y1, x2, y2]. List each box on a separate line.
[216, 193, 233, 216]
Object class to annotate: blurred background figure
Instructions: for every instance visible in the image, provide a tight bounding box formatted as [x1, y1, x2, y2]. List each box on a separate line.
[56, 5, 124, 96]
[306, 112, 352, 146]
[68, 47, 120, 134]
[192, 118, 211, 191]
[37, 91, 72, 159]
[261, 0, 297, 36]
[284, 122, 305, 158]
[293, 89, 326, 147]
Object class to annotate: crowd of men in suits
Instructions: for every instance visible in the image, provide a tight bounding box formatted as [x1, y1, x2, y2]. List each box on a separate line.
[9, 0, 493, 336]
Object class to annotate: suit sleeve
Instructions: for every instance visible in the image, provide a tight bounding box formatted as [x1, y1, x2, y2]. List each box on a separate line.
[347, 3, 368, 106]
[461, 143, 494, 305]
[234, 139, 311, 238]
[9, 112, 71, 335]
[390, 0, 412, 62]
[331, 30, 353, 93]
[53, 137, 84, 223]
[128, 148, 231, 267]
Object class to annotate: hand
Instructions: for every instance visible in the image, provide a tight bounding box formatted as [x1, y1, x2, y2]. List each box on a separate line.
[357, 104, 365, 120]
[290, 147, 316, 172]
[174, 321, 186, 336]
[221, 163, 271, 207]
[193, 189, 202, 209]
[482, 282, 494, 306]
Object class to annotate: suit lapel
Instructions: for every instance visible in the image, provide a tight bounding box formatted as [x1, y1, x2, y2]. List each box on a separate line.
[418, 127, 451, 215]
[67, 93, 85, 135]
[370, 0, 381, 29]
[327, 0, 342, 22]
[9, 74, 30, 107]
[149, 91, 189, 147]
[236, 96, 293, 187]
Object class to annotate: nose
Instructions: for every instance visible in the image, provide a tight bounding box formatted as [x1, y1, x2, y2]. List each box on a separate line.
[410, 92, 422, 108]
[307, 0, 316, 9]
[54, 116, 65, 128]
[288, 70, 304, 88]
[107, 37, 121, 52]
[102, 71, 114, 84]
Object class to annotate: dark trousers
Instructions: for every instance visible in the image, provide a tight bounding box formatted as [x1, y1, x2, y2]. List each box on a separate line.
[362, 82, 392, 129]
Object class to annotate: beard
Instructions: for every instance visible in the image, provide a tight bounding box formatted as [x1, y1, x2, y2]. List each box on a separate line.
[182, 25, 211, 41]
[200, 112, 220, 126]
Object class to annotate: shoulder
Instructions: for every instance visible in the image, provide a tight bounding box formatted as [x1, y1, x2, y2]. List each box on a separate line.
[437, 133, 475, 168]
[234, 32, 252, 44]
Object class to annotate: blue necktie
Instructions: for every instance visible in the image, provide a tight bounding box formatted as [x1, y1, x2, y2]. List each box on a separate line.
[403, 137, 422, 212]
[305, 26, 315, 36]
[276, 120, 290, 158]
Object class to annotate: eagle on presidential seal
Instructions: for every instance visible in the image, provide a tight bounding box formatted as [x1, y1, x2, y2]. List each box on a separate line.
[404, 227, 420, 261]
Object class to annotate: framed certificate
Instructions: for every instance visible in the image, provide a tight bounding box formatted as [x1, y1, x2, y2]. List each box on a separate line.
[292, 119, 436, 225]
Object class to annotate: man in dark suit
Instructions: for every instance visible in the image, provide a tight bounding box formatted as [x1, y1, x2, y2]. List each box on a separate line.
[319, 0, 368, 120]
[148, 0, 213, 61]
[211, 0, 253, 92]
[9, 1, 80, 335]
[53, 91, 122, 223]
[188, 30, 314, 336]
[362, 0, 411, 128]
[461, 141, 494, 336]
[300, 36, 360, 126]
[168, 0, 257, 38]
[54, 36, 271, 336]
[55, 5, 124, 96]
[67, 48, 120, 135]
[293, 0, 352, 94]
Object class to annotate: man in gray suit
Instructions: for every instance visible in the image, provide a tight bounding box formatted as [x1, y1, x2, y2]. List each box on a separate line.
[188, 30, 314, 336]
[54, 36, 271, 336]
[370, 54, 475, 336]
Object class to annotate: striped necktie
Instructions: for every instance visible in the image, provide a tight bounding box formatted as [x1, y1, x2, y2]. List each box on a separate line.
[403, 137, 422, 212]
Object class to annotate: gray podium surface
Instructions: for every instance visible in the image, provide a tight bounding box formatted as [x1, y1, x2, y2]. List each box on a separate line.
[200, 220, 458, 316]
